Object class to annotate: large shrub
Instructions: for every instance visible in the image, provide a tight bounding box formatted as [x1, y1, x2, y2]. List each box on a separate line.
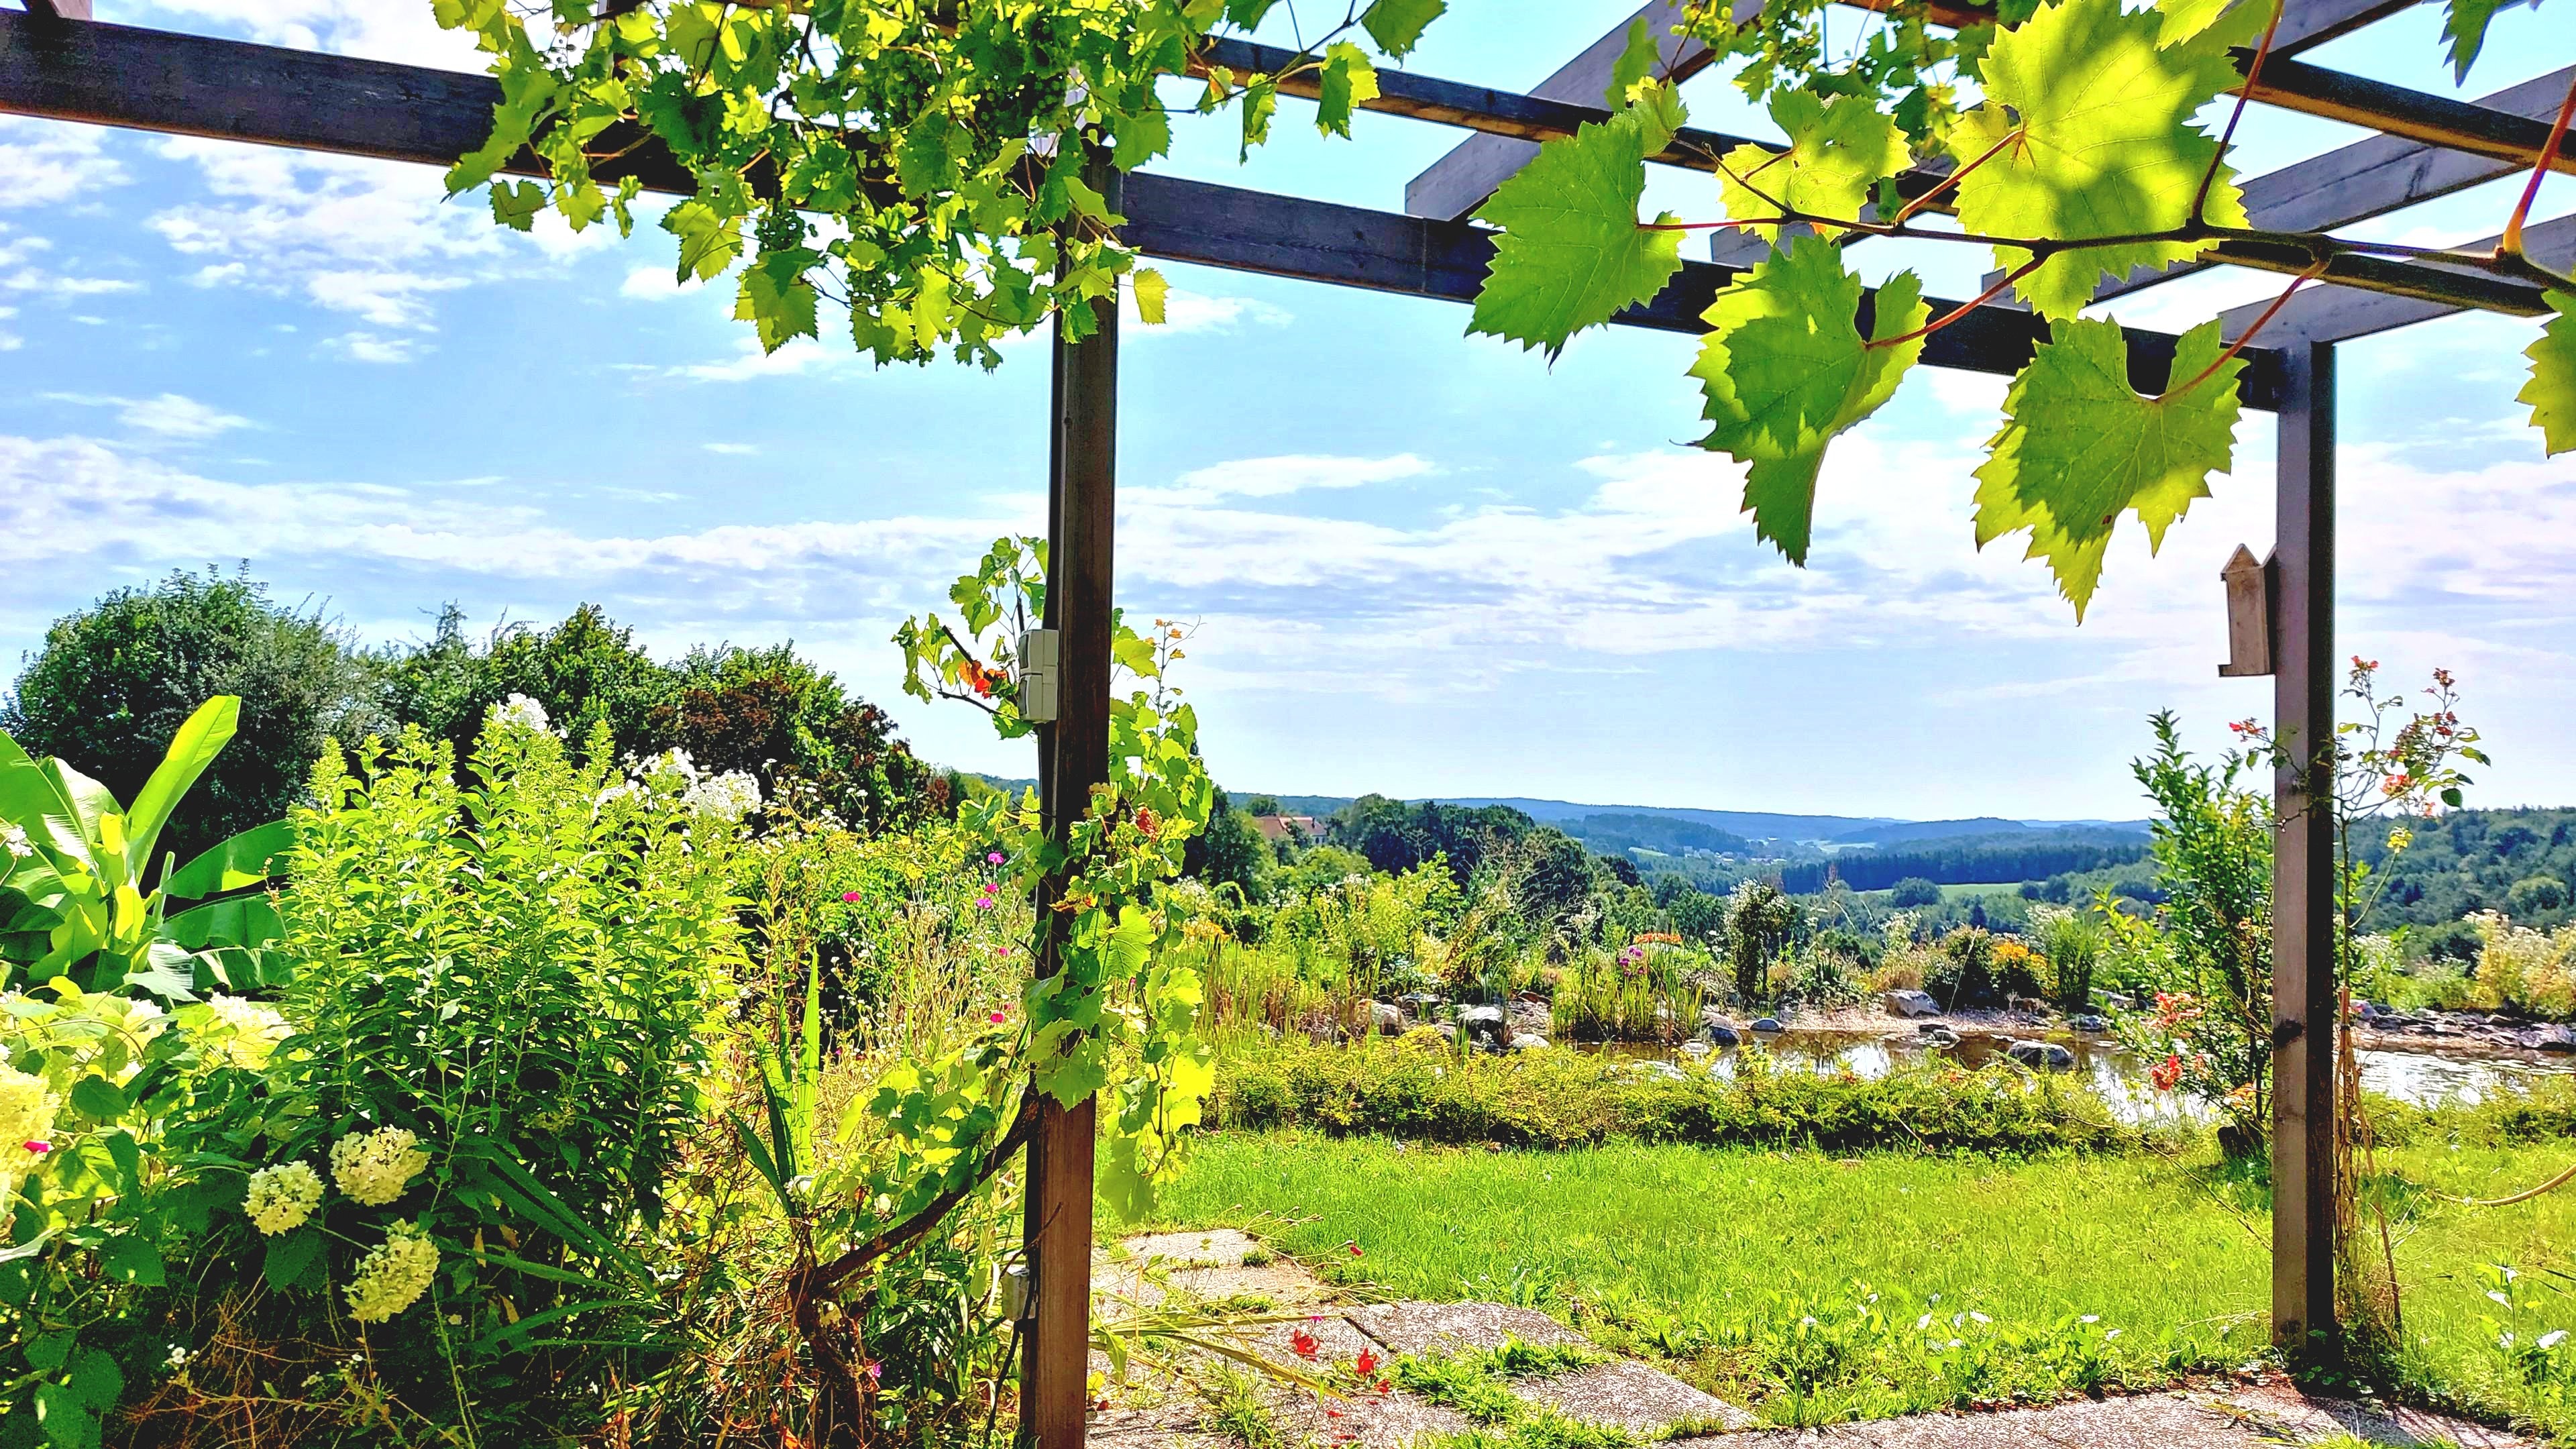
[3, 570, 384, 865]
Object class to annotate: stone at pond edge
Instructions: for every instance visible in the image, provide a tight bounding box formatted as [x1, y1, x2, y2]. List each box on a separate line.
[1750, 1017, 1784, 1033]
[1699, 1008, 1741, 1046]
[1370, 1002, 1404, 1034]
[1456, 1004, 1508, 1041]
[1884, 989, 1941, 1018]
[2537, 1025, 2576, 1054]
[1508, 1032, 1549, 1052]
[2066, 1013, 2109, 1033]
[2006, 1038, 2076, 1070]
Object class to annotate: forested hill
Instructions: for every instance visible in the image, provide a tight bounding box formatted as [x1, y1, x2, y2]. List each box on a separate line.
[1777, 830, 2151, 894]
[2357, 807, 2576, 940]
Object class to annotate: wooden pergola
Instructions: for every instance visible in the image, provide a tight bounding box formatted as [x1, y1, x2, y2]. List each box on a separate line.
[3, 1, 2569, 1442]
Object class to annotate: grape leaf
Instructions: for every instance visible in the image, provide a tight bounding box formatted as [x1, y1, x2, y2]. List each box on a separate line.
[488, 179, 544, 232]
[2441, 0, 2514, 80]
[1718, 92, 1909, 244]
[1606, 16, 1660, 107]
[2152, 0, 2271, 50]
[1360, 0, 1445, 58]
[1688, 237, 1931, 563]
[735, 247, 821, 353]
[2521, 290, 2576, 455]
[1315, 42, 1380, 138]
[1470, 107, 1684, 359]
[1974, 316, 2244, 617]
[1951, 0, 2248, 319]
[1132, 266, 1171, 326]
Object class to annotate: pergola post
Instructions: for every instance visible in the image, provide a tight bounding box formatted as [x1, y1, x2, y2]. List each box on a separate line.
[2270, 333, 2338, 1354]
[1024, 170, 1122, 1449]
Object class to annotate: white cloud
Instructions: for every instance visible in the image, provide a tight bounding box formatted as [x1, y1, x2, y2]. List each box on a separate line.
[131, 0, 480, 66]
[1132, 453, 1434, 505]
[675, 336, 843, 382]
[42, 392, 254, 440]
[325, 332, 418, 364]
[621, 265, 691, 301]
[305, 270, 468, 329]
[0, 119, 129, 210]
[703, 443, 760, 455]
[1134, 286, 1293, 333]
[0, 227, 141, 300]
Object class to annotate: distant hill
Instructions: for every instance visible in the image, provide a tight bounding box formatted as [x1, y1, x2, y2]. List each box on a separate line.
[1556, 812, 1754, 858]
[1231, 794, 2141, 846]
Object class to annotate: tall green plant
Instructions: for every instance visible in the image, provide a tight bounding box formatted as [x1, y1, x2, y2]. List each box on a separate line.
[2114, 711, 2272, 1149]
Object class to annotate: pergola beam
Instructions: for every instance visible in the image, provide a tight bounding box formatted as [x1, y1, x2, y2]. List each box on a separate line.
[0, 7, 2290, 402]
[2098, 63, 2575, 301]
[2221, 211, 2576, 343]
[2239, 50, 2576, 177]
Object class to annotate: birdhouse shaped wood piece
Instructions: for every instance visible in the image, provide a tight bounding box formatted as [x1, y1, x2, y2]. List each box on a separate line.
[2218, 545, 2273, 678]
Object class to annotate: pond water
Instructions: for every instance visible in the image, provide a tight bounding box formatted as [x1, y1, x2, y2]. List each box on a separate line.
[1580, 1028, 2575, 1122]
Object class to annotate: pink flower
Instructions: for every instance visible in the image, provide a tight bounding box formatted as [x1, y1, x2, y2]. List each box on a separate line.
[841, 891, 863, 903]
[976, 896, 996, 910]
[990, 1010, 1008, 1024]
[863, 1360, 881, 1384]
[21, 1142, 47, 1155]
[987, 851, 1005, 865]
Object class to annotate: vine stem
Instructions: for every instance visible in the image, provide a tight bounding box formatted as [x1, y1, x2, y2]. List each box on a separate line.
[2194, 0, 2288, 224]
[2159, 256, 2329, 400]
[2502, 68, 2576, 258]
[1887, 122, 2024, 229]
[1864, 255, 2044, 350]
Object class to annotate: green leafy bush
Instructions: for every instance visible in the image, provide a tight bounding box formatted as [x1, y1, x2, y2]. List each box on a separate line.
[1210, 1033, 2137, 1156]
[4, 571, 385, 865]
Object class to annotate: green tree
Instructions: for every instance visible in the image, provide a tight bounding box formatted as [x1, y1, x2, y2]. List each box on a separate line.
[1888, 877, 1942, 908]
[1724, 880, 1801, 1007]
[1186, 790, 1273, 902]
[3, 569, 384, 864]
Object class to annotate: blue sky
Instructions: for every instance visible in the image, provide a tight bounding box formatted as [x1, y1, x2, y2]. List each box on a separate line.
[1, 0, 2570, 819]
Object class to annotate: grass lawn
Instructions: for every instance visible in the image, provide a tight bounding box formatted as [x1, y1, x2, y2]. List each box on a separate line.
[1149, 1131, 2576, 1438]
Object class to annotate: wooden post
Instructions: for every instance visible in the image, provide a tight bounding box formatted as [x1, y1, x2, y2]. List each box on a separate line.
[2271, 335, 2338, 1354]
[1023, 166, 1120, 1449]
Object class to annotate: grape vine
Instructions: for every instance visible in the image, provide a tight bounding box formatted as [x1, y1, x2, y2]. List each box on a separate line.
[1474, 0, 2573, 617]
[431, 0, 1444, 365]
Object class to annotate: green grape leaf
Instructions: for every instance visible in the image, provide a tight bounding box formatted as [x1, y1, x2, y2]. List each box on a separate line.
[101, 1234, 163, 1287]
[65, 1348, 121, 1413]
[1469, 107, 1684, 359]
[734, 248, 820, 353]
[1974, 315, 2245, 617]
[1224, 0, 1280, 25]
[1238, 76, 1278, 160]
[2520, 290, 2576, 455]
[1688, 238, 1929, 564]
[488, 179, 543, 233]
[2442, 0, 2513, 80]
[1606, 16, 1661, 107]
[662, 199, 742, 284]
[2152, 0, 2269, 49]
[1315, 42, 1381, 138]
[1951, 0, 2248, 319]
[1718, 91, 1908, 243]
[1360, 0, 1445, 58]
[1133, 267, 1170, 326]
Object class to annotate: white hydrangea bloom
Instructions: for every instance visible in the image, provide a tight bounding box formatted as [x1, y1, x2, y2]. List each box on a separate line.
[0, 1065, 58, 1195]
[683, 770, 763, 823]
[493, 694, 551, 733]
[330, 1126, 431, 1206]
[0, 821, 28, 857]
[345, 1220, 439, 1323]
[244, 1161, 325, 1235]
[121, 999, 169, 1043]
[205, 994, 290, 1069]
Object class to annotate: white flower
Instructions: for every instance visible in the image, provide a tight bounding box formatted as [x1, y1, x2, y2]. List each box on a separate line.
[0, 821, 28, 857]
[1969, 1311, 1992, 1325]
[121, 999, 168, 1043]
[2542, 1330, 2569, 1351]
[330, 1127, 430, 1206]
[682, 770, 762, 823]
[245, 1161, 325, 1236]
[493, 694, 551, 734]
[345, 1220, 439, 1323]
[205, 994, 290, 1069]
[0, 1065, 58, 1196]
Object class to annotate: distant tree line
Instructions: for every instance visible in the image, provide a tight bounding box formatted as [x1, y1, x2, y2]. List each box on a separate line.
[2352, 808, 2576, 958]
[3, 570, 953, 864]
[1777, 832, 2149, 894]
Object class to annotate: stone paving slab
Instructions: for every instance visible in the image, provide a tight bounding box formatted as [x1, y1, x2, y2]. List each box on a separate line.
[1513, 1358, 1758, 1436]
[1342, 1301, 1593, 1356]
[1713, 1382, 2545, 1449]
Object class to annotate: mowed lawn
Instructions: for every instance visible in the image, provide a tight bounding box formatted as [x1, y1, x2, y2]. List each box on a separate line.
[1150, 1130, 2576, 1435]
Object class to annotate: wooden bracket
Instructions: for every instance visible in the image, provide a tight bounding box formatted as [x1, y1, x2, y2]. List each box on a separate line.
[23, 0, 95, 20]
[2219, 543, 2276, 678]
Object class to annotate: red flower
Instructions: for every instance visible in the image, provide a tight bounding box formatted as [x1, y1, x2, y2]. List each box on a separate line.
[1355, 1349, 1380, 1377]
[21, 1142, 48, 1155]
[1289, 1328, 1320, 1358]
[1135, 807, 1159, 838]
[2149, 1054, 2183, 1093]
[1347, 1241, 1364, 1258]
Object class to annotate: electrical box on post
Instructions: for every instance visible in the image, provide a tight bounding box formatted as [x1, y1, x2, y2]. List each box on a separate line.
[1018, 629, 1060, 722]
